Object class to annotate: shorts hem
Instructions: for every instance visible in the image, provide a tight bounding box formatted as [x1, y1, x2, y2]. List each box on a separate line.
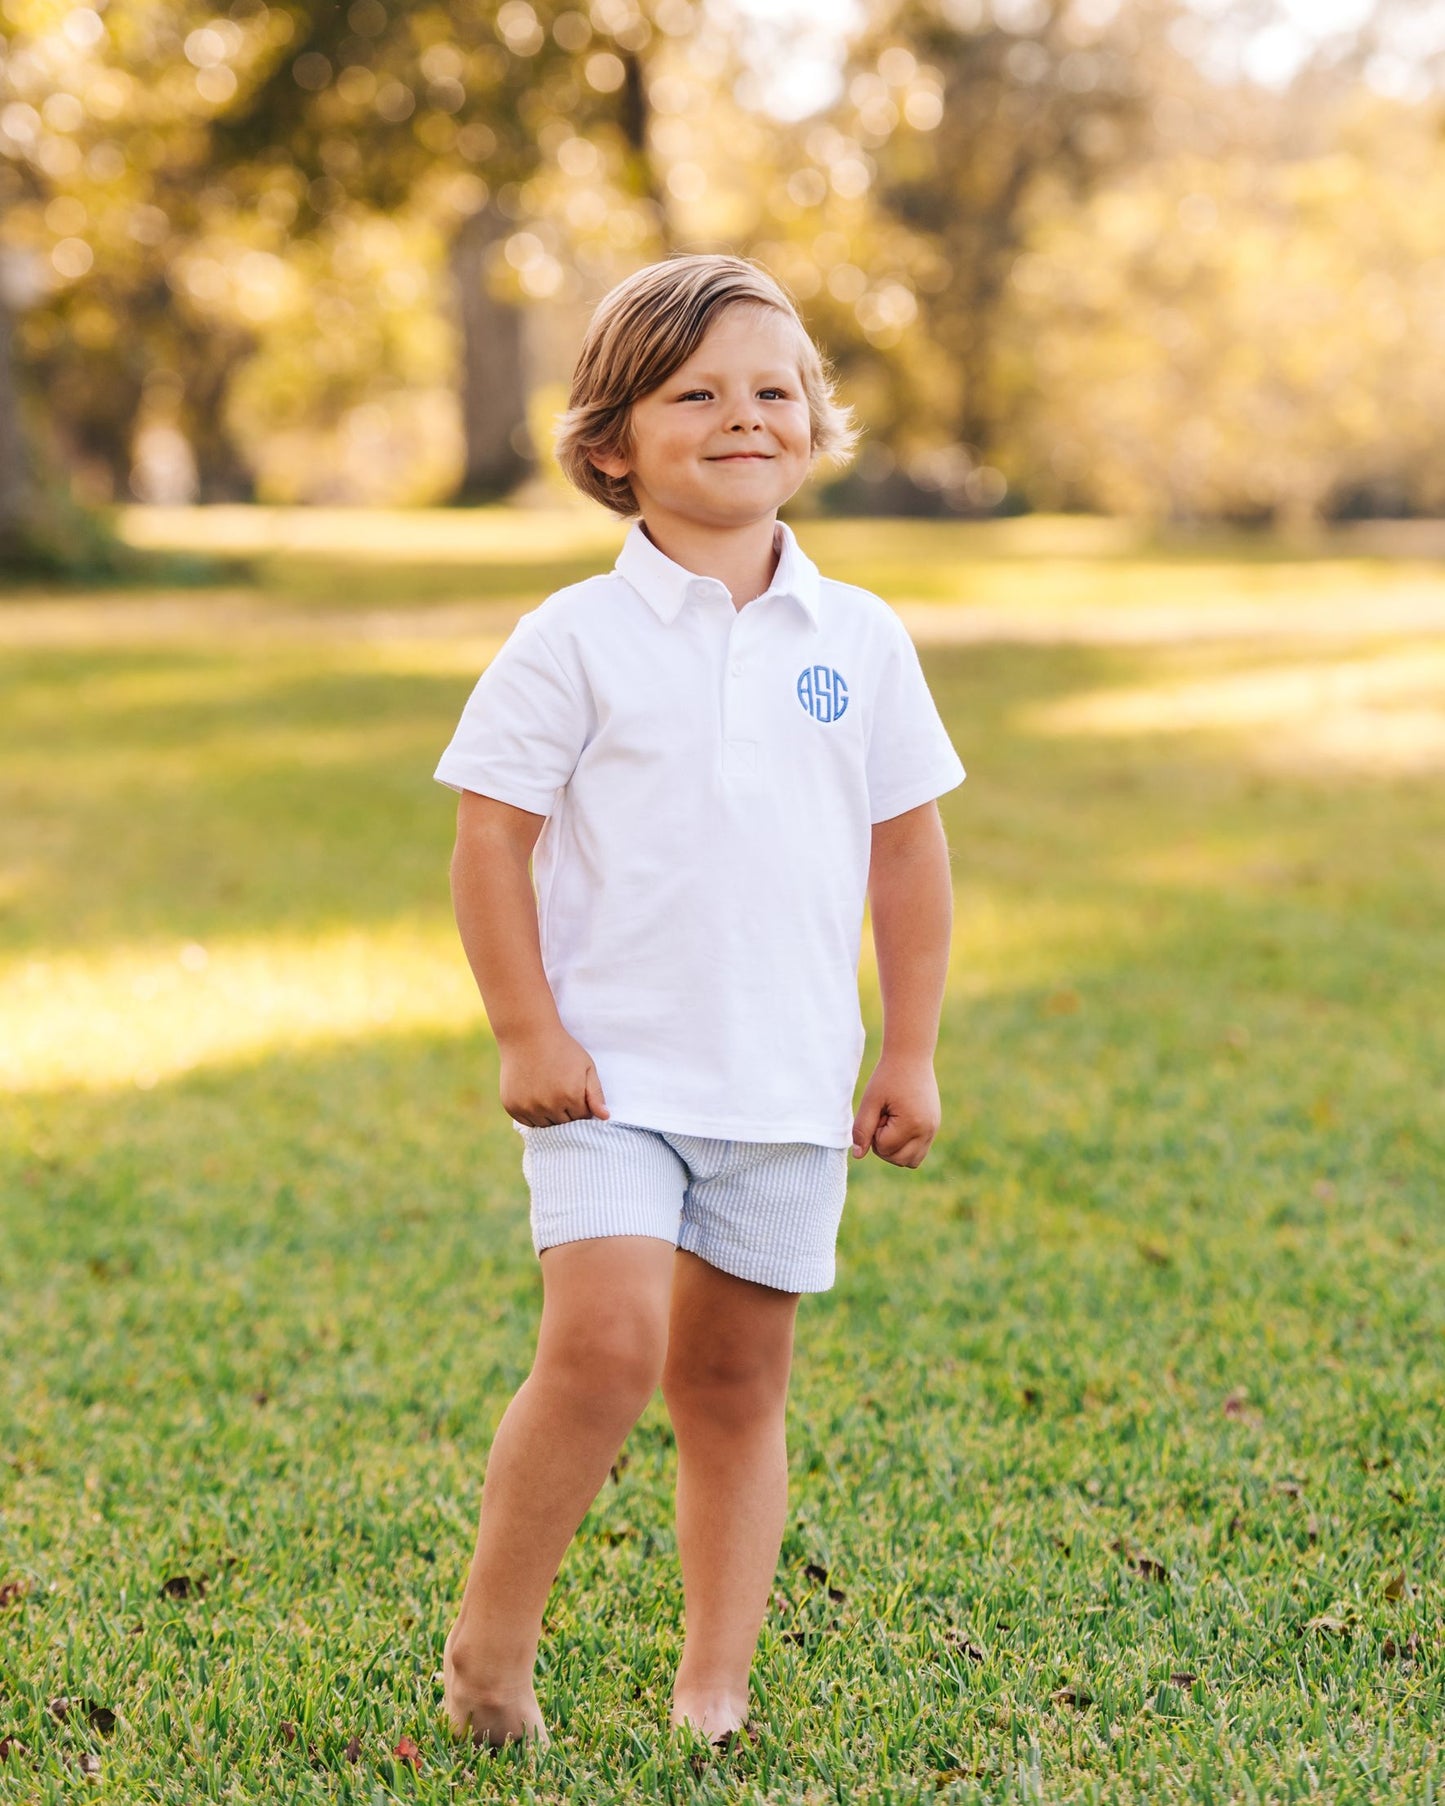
[676, 1225, 835, 1294]
[533, 1223, 679, 1258]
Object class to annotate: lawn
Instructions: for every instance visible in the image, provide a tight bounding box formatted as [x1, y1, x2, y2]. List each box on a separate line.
[1, 510, 1442, 1803]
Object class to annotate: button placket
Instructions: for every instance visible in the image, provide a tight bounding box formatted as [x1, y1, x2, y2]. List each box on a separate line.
[721, 607, 760, 780]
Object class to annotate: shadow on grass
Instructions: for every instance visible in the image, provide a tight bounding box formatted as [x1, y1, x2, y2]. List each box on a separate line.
[4, 636, 1445, 960]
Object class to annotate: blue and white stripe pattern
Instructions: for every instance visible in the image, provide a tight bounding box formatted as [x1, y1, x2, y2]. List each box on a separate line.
[518, 1118, 850, 1293]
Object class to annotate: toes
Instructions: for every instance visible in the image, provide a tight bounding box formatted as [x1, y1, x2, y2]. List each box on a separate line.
[444, 1695, 547, 1751]
[711, 1717, 757, 1751]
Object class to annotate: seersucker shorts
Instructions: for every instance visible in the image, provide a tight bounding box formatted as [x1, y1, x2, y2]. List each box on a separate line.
[517, 1118, 851, 1293]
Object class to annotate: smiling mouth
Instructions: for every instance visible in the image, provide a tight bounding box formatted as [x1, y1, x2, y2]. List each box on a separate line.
[708, 453, 773, 461]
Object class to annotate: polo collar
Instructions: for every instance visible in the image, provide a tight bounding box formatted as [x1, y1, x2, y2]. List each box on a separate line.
[615, 519, 822, 630]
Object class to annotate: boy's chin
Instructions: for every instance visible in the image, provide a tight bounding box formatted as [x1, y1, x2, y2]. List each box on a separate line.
[647, 494, 796, 531]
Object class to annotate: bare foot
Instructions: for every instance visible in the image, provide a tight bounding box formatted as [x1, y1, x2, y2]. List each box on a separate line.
[442, 1631, 549, 1750]
[669, 1692, 751, 1744]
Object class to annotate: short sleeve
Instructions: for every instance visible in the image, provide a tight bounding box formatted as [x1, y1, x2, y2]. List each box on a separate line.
[433, 614, 589, 814]
[865, 616, 966, 824]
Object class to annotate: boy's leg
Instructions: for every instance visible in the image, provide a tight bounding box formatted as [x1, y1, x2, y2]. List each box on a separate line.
[444, 1234, 675, 1747]
[660, 1249, 801, 1739]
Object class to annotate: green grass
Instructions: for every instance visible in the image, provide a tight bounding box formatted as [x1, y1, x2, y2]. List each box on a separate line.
[1, 512, 1442, 1802]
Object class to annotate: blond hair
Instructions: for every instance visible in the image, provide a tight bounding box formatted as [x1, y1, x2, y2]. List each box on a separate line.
[555, 254, 858, 517]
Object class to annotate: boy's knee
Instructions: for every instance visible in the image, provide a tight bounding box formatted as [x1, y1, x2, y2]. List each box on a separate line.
[536, 1314, 667, 1415]
[661, 1346, 787, 1423]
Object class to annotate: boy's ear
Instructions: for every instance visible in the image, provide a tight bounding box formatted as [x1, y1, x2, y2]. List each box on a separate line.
[588, 445, 630, 480]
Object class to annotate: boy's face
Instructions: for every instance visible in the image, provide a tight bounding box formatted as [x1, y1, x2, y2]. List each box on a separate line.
[591, 304, 813, 532]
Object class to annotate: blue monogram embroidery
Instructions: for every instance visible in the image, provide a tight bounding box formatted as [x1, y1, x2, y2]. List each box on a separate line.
[797, 664, 849, 724]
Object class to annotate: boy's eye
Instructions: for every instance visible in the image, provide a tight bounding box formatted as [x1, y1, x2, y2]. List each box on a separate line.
[674, 387, 793, 401]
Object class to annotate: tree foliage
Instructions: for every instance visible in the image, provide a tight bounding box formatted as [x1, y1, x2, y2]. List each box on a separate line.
[3, 0, 1444, 537]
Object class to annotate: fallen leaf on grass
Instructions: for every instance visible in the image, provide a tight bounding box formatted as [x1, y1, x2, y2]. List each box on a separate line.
[278, 1722, 296, 1745]
[1107, 1541, 1169, 1583]
[1383, 1571, 1409, 1600]
[392, 1736, 422, 1771]
[1052, 1686, 1093, 1708]
[159, 1573, 206, 1600]
[0, 1737, 29, 1763]
[1382, 1632, 1420, 1664]
[944, 1631, 987, 1662]
[1138, 1241, 1172, 1266]
[1306, 1613, 1348, 1634]
[1168, 1671, 1199, 1687]
[46, 1698, 115, 1734]
[0, 1579, 28, 1608]
[344, 1735, 363, 1763]
[1222, 1391, 1248, 1417]
[801, 1561, 847, 1600]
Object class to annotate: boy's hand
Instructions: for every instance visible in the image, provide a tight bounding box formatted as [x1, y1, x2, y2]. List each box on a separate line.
[851, 1055, 940, 1167]
[498, 1025, 610, 1127]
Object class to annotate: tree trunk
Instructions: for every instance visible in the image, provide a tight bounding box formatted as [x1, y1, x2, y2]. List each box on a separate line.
[0, 281, 30, 558]
[182, 334, 256, 502]
[620, 49, 670, 242]
[449, 201, 532, 503]
[62, 374, 146, 504]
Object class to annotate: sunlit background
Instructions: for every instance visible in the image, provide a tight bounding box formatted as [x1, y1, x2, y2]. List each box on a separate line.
[4, 0, 1445, 543]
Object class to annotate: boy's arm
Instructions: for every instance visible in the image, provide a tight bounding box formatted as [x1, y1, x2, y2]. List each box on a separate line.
[852, 799, 953, 1166]
[450, 789, 609, 1126]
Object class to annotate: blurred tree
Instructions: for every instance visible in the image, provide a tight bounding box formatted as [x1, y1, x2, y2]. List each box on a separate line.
[208, 0, 679, 500]
[0, 31, 142, 563]
[0, 0, 680, 511]
[0, 0, 295, 503]
[995, 76, 1445, 529]
[839, 0, 1179, 496]
[9, 0, 1441, 529]
[0, 265, 28, 553]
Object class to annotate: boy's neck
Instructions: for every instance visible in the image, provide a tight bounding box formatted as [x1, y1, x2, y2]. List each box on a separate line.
[638, 513, 781, 611]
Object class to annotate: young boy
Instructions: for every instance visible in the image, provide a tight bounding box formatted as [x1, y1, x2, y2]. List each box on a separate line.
[434, 254, 964, 1750]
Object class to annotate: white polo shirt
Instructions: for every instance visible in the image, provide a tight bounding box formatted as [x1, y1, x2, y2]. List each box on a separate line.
[434, 519, 965, 1147]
